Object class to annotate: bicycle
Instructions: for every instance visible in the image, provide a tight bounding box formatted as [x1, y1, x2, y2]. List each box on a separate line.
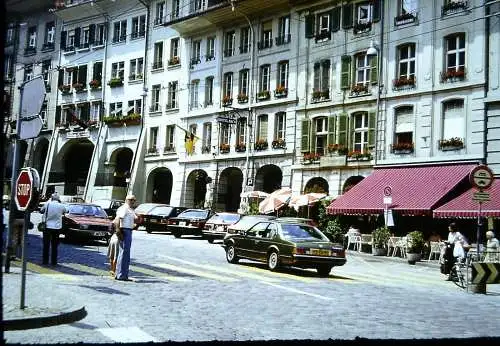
[448, 251, 483, 290]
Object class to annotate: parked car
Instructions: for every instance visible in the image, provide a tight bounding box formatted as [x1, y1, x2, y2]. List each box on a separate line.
[277, 217, 317, 227]
[222, 220, 346, 277]
[134, 203, 166, 231]
[92, 199, 125, 219]
[227, 215, 276, 234]
[202, 212, 242, 243]
[142, 205, 187, 233]
[62, 203, 113, 244]
[166, 209, 214, 238]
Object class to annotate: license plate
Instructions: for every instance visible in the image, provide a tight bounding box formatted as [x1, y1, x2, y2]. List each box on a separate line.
[94, 232, 105, 236]
[151, 218, 158, 223]
[311, 249, 331, 256]
[179, 221, 186, 226]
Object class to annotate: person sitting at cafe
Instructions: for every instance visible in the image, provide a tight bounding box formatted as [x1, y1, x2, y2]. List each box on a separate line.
[484, 230, 499, 262]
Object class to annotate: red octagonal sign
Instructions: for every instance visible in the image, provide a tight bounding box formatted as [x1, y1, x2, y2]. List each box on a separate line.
[15, 170, 33, 211]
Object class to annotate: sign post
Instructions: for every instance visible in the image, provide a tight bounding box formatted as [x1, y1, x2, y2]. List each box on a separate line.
[383, 186, 393, 227]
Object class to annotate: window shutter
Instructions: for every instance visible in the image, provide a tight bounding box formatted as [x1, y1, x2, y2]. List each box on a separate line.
[78, 65, 87, 84]
[331, 7, 341, 32]
[72, 69, 78, 85]
[310, 119, 317, 152]
[74, 27, 81, 48]
[93, 62, 102, 80]
[372, 0, 381, 23]
[301, 119, 310, 153]
[55, 106, 61, 124]
[58, 69, 64, 86]
[89, 24, 95, 44]
[368, 111, 376, 149]
[337, 112, 348, 148]
[341, 55, 351, 89]
[305, 15, 315, 38]
[342, 3, 353, 29]
[60, 30, 67, 49]
[370, 55, 378, 84]
[349, 116, 356, 151]
[328, 116, 336, 145]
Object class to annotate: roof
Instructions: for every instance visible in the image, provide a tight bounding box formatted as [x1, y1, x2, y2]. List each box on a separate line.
[327, 163, 477, 216]
[433, 178, 500, 218]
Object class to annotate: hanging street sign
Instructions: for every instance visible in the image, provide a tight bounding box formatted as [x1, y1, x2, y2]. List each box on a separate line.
[472, 191, 491, 202]
[469, 165, 494, 191]
[19, 76, 46, 140]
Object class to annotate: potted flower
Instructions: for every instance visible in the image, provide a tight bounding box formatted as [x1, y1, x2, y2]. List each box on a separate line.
[235, 142, 246, 152]
[237, 93, 248, 103]
[351, 84, 369, 95]
[168, 56, 180, 66]
[440, 69, 466, 82]
[312, 89, 322, 101]
[392, 142, 414, 153]
[393, 76, 416, 89]
[89, 79, 101, 89]
[372, 226, 391, 256]
[337, 146, 348, 155]
[72, 82, 85, 92]
[222, 95, 233, 106]
[272, 138, 286, 149]
[219, 143, 230, 153]
[58, 84, 71, 94]
[147, 146, 158, 154]
[254, 138, 268, 150]
[303, 152, 320, 163]
[406, 230, 425, 264]
[257, 90, 270, 101]
[107, 77, 124, 88]
[274, 85, 288, 98]
[439, 137, 464, 150]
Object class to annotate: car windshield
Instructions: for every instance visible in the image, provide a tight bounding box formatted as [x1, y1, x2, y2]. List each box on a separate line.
[178, 209, 209, 219]
[92, 200, 111, 209]
[135, 203, 161, 214]
[68, 204, 107, 218]
[209, 213, 241, 224]
[280, 224, 329, 241]
[230, 216, 274, 230]
[150, 206, 174, 216]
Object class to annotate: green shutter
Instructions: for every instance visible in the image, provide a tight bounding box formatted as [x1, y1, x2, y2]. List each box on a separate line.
[305, 15, 315, 38]
[349, 116, 355, 151]
[370, 55, 378, 84]
[342, 3, 353, 29]
[368, 111, 376, 149]
[328, 115, 336, 145]
[341, 55, 351, 89]
[372, 0, 381, 23]
[332, 7, 341, 32]
[337, 112, 348, 147]
[310, 119, 317, 153]
[78, 65, 87, 84]
[301, 119, 310, 152]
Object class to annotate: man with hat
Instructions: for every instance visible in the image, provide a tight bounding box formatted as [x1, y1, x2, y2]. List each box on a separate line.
[114, 194, 139, 281]
[40, 193, 68, 265]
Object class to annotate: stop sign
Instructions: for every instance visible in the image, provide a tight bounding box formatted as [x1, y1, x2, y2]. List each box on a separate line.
[15, 169, 34, 211]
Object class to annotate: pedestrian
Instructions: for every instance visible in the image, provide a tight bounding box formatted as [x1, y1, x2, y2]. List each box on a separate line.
[114, 194, 138, 281]
[40, 193, 68, 266]
[484, 230, 499, 262]
[10, 202, 25, 260]
[2, 195, 9, 255]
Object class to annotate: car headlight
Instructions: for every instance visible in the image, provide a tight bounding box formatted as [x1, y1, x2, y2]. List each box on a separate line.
[80, 224, 89, 230]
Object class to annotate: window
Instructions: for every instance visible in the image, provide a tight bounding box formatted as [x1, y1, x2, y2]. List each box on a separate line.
[274, 112, 286, 141]
[205, 76, 214, 106]
[27, 26, 37, 48]
[64, 67, 74, 86]
[77, 103, 90, 122]
[151, 84, 161, 112]
[277, 16, 290, 45]
[155, 1, 165, 24]
[113, 20, 127, 43]
[110, 102, 123, 116]
[318, 12, 330, 36]
[202, 122, 212, 150]
[353, 112, 369, 152]
[6, 27, 14, 45]
[127, 99, 142, 115]
[40, 101, 48, 126]
[94, 24, 106, 46]
[165, 125, 175, 151]
[398, 0, 417, 15]
[92, 62, 103, 83]
[355, 54, 371, 85]
[224, 31, 235, 57]
[442, 99, 464, 139]
[239, 69, 249, 97]
[314, 117, 328, 155]
[257, 114, 268, 141]
[45, 22, 55, 45]
[42, 60, 51, 89]
[24, 64, 33, 82]
[277, 61, 289, 90]
[129, 58, 144, 80]
[445, 33, 465, 73]
[149, 127, 159, 151]
[313, 60, 330, 94]
[356, 2, 372, 24]
[220, 123, 230, 146]
[189, 124, 197, 136]
[394, 106, 414, 146]
[66, 29, 75, 50]
[90, 102, 101, 121]
[81, 27, 90, 48]
[397, 44, 416, 79]
[259, 65, 271, 92]
[167, 81, 178, 109]
[132, 15, 146, 39]
[191, 40, 201, 66]
[153, 42, 163, 69]
[171, 0, 180, 19]
[170, 38, 179, 60]
[259, 21, 272, 49]
[223, 72, 233, 98]
[236, 118, 246, 146]
[193, 0, 205, 12]
[111, 62, 125, 79]
[206, 36, 215, 60]
[240, 27, 250, 53]
[4, 55, 13, 79]
[190, 80, 199, 110]
[73, 65, 88, 87]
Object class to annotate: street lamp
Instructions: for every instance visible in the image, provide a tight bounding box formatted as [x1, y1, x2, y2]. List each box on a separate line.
[366, 40, 383, 164]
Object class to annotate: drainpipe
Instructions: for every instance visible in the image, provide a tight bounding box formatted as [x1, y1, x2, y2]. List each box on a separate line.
[127, 0, 150, 194]
[374, 0, 385, 165]
[483, 3, 490, 165]
[292, 9, 302, 170]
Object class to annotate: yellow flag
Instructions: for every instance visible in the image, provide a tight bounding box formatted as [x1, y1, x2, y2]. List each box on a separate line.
[184, 131, 197, 155]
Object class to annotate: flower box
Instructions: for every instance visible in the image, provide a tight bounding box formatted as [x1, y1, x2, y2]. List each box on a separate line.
[272, 139, 286, 149]
[274, 86, 288, 98]
[168, 57, 180, 66]
[256, 90, 270, 101]
[391, 142, 414, 154]
[107, 78, 124, 88]
[438, 137, 464, 150]
[442, 1, 469, 16]
[350, 84, 369, 96]
[219, 143, 230, 153]
[163, 146, 175, 153]
[58, 85, 71, 94]
[222, 96, 233, 107]
[302, 152, 320, 164]
[353, 21, 372, 34]
[440, 69, 466, 83]
[237, 94, 248, 103]
[235, 143, 246, 152]
[347, 150, 372, 161]
[147, 147, 158, 155]
[393, 76, 416, 90]
[254, 139, 268, 151]
[394, 12, 418, 26]
[327, 144, 348, 155]
[89, 79, 101, 89]
[72, 82, 86, 93]
[312, 89, 329, 102]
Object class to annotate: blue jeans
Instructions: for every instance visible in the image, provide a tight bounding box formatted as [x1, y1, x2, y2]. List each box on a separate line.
[115, 228, 132, 280]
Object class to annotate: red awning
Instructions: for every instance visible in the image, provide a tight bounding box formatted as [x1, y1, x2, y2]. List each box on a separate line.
[326, 163, 477, 216]
[433, 178, 500, 218]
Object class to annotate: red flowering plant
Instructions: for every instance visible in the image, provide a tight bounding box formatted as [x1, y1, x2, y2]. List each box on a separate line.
[235, 142, 246, 152]
[219, 143, 230, 153]
[303, 152, 320, 162]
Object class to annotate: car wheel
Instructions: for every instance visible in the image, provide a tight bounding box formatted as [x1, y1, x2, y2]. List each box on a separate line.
[173, 232, 181, 238]
[267, 250, 280, 271]
[146, 228, 152, 234]
[226, 245, 239, 264]
[316, 265, 332, 277]
[207, 237, 214, 244]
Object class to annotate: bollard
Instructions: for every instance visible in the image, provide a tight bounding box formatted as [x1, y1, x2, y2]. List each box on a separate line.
[468, 283, 486, 294]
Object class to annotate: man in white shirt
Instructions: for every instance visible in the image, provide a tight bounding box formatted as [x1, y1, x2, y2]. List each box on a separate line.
[114, 194, 138, 281]
[40, 193, 68, 265]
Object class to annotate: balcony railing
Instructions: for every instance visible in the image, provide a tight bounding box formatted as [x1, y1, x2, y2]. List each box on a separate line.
[441, 1, 469, 16]
[394, 11, 418, 26]
[275, 34, 291, 46]
[257, 39, 273, 50]
[353, 21, 372, 34]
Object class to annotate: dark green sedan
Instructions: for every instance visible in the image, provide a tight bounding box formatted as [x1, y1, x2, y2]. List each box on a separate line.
[222, 220, 346, 277]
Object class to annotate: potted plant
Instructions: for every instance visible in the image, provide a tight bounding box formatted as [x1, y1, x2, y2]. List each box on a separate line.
[257, 90, 270, 100]
[254, 139, 268, 151]
[272, 138, 286, 149]
[237, 93, 248, 103]
[107, 77, 124, 88]
[235, 142, 246, 152]
[89, 79, 101, 89]
[219, 143, 230, 153]
[222, 95, 233, 106]
[406, 230, 425, 264]
[372, 226, 391, 256]
[274, 85, 288, 98]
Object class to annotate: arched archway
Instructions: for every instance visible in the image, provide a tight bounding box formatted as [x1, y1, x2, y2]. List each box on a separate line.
[146, 167, 173, 204]
[217, 168, 243, 212]
[185, 169, 208, 208]
[110, 148, 133, 187]
[343, 175, 364, 193]
[254, 164, 282, 193]
[304, 177, 329, 194]
[32, 138, 49, 179]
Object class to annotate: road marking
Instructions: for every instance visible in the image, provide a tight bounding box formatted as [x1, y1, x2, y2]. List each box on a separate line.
[129, 265, 191, 282]
[336, 269, 450, 288]
[238, 264, 317, 283]
[260, 281, 334, 301]
[60, 263, 110, 277]
[98, 327, 157, 343]
[158, 255, 281, 282]
[153, 263, 238, 282]
[12, 262, 80, 281]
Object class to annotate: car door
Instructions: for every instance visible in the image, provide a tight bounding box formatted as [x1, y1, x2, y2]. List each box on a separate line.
[244, 222, 271, 260]
[254, 222, 275, 261]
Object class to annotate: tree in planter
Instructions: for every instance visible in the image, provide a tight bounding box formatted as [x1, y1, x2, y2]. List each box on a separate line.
[372, 226, 391, 255]
[322, 217, 345, 243]
[406, 230, 425, 264]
